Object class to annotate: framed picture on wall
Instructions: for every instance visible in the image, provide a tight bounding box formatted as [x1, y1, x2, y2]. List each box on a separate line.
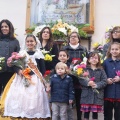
[26, 0, 94, 33]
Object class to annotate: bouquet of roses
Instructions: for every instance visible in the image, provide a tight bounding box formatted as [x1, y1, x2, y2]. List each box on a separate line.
[7, 52, 34, 87]
[0, 57, 5, 71]
[70, 57, 99, 94]
[41, 49, 55, 61]
[44, 70, 51, 83]
[7, 52, 26, 69]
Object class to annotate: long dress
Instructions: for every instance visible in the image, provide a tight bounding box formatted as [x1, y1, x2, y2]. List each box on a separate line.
[0, 50, 51, 120]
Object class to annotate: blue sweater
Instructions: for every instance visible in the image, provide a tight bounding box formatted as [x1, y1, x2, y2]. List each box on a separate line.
[103, 58, 120, 99]
[50, 74, 74, 103]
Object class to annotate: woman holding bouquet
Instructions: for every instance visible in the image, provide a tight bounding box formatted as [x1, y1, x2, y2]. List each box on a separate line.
[0, 19, 20, 96]
[0, 34, 51, 120]
[39, 26, 58, 70]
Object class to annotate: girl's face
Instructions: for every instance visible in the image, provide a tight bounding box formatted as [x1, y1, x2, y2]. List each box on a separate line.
[112, 28, 120, 39]
[110, 44, 120, 57]
[69, 33, 79, 45]
[58, 51, 69, 63]
[42, 28, 50, 40]
[88, 54, 99, 66]
[26, 37, 37, 51]
[56, 66, 66, 76]
[1, 22, 10, 35]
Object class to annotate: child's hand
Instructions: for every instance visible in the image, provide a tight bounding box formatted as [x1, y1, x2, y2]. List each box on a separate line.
[45, 83, 51, 92]
[18, 69, 23, 76]
[69, 100, 73, 104]
[113, 76, 120, 83]
[91, 83, 97, 88]
[88, 81, 95, 86]
[107, 78, 113, 84]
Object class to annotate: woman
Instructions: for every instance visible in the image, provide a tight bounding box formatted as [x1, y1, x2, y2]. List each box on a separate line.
[103, 26, 120, 58]
[63, 31, 88, 120]
[0, 19, 20, 96]
[39, 27, 58, 70]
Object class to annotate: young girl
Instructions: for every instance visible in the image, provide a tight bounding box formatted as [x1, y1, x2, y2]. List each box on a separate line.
[103, 42, 120, 120]
[1, 34, 51, 120]
[79, 52, 107, 120]
[48, 62, 74, 120]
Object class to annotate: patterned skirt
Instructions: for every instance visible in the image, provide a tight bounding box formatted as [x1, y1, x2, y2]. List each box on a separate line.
[81, 104, 103, 112]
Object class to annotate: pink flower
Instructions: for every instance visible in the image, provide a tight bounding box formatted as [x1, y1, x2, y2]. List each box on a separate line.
[90, 77, 95, 81]
[83, 71, 89, 77]
[77, 64, 86, 69]
[116, 70, 120, 77]
[12, 52, 18, 56]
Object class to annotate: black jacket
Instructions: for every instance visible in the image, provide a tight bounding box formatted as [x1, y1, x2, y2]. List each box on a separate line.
[0, 37, 20, 72]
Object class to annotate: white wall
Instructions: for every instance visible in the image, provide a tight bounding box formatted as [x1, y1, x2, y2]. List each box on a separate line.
[0, 0, 120, 50]
[92, 0, 120, 46]
[0, 0, 27, 47]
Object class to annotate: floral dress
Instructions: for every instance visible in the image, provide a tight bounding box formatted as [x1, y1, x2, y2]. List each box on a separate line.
[0, 50, 51, 120]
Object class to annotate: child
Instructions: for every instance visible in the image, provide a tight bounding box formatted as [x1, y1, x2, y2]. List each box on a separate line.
[2, 34, 51, 119]
[103, 42, 120, 120]
[79, 52, 107, 120]
[58, 50, 74, 120]
[48, 62, 74, 120]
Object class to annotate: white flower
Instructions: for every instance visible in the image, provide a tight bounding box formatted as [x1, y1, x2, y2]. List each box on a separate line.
[41, 49, 49, 54]
[58, 28, 67, 35]
[33, 25, 50, 36]
[81, 57, 87, 64]
[68, 25, 78, 33]
[57, 19, 62, 23]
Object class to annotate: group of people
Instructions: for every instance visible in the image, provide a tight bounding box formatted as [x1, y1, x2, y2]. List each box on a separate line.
[0, 19, 120, 120]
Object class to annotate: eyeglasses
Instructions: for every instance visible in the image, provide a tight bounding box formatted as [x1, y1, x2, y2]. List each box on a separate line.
[70, 36, 78, 38]
[43, 31, 50, 34]
[112, 30, 120, 34]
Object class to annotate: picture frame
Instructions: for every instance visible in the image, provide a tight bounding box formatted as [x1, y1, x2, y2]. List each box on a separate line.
[26, 0, 94, 34]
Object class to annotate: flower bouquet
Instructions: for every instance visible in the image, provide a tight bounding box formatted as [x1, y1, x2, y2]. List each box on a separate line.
[44, 70, 51, 83]
[7, 52, 34, 87]
[70, 57, 99, 94]
[0, 57, 5, 71]
[41, 49, 55, 62]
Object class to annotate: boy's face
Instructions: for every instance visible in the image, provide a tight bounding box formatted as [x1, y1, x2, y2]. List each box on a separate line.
[58, 51, 69, 63]
[56, 66, 66, 76]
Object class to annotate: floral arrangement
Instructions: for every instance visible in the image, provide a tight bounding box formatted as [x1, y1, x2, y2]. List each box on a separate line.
[70, 56, 99, 94]
[7, 52, 33, 87]
[7, 52, 26, 69]
[25, 19, 90, 41]
[0, 57, 5, 71]
[41, 49, 55, 61]
[22, 68, 35, 87]
[92, 42, 104, 63]
[44, 70, 51, 83]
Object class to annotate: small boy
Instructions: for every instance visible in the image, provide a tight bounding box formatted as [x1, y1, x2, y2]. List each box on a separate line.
[47, 62, 74, 120]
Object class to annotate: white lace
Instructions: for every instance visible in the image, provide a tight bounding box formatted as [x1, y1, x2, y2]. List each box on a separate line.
[4, 51, 51, 118]
[4, 74, 51, 118]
